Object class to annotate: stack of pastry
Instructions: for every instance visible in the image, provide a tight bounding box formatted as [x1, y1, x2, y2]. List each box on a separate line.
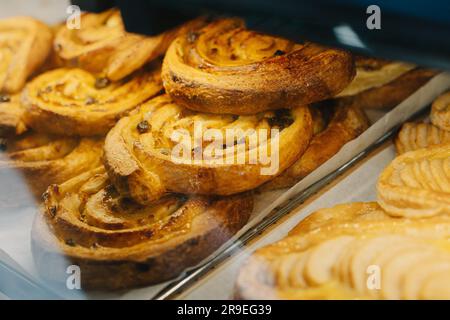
[236, 94, 450, 300]
[0, 10, 437, 290]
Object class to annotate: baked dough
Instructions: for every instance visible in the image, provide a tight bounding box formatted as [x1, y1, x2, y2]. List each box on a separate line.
[103, 94, 313, 204]
[32, 166, 253, 289]
[54, 9, 205, 81]
[22, 66, 162, 136]
[0, 16, 52, 93]
[396, 122, 450, 154]
[0, 132, 102, 205]
[162, 18, 355, 115]
[236, 202, 450, 300]
[335, 57, 436, 109]
[377, 143, 450, 218]
[262, 102, 369, 189]
[431, 91, 450, 131]
[0, 93, 27, 135]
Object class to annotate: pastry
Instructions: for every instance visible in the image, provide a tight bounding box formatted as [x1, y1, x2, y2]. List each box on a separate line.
[0, 16, 52, 93]
[431, 91, 450, 131]
[377, 143, 450, 218]
[0, 132, 102, 205]
[395, 122, 450, 154]
[236, 202, 450, 300]
[54, 9, 205, 81]
[0, 93, 27, 135]
[335, 57, 436, 109]
[103, 94, 313, 205]
[162, 18, 355, 115]
[22, 65, 162, 136]
[32, 166, 253, 289]
[262, 102, 369, 189]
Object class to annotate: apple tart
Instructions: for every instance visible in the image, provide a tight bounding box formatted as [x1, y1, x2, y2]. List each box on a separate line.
[0, 132, 102, 206]
[162, 18, 355, 115]
[262, 102, 369, 189]
[396, 122, 450, 154]
[377, 143, 450, 218]
[54, 9, 205, 81]
[103, 94, 313, 205]
[22, 66, 162, 136]
[236, 202, 450, 300]
[335, 57, 437, 109]
[0, 16, 52, 93]
[32, 166, 253, 289]
[431, 91, 450, 131]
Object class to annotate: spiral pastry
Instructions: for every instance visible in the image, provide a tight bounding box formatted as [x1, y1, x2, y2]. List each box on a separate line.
[104, 94, 313, 205]
[377, 143, 450, 218]
[236, 202, 450, 300]
[0, 16, 52, 93]
[22, 66, 162, 136]
[396, 122, 450, 154]
[335, 57, 436, 109]
[0, 93, 27, 135]
[162, 18, 355, 115]
[431, 91, 450, 131]
[32, 166, 253, 289]
[0, 132, 102, 205]
[54, 9, 205, 81]
[263, 102, 369, 189]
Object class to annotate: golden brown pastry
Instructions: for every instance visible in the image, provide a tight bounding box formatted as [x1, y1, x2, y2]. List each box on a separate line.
[22, 66, 162, 136]
[32, 166, 253, 289]
[431, 91, 450, 131]
[0, 93, 27, 135]
[236, 202, 450, 300]
[377, 143, 450, 218]
[0, 132, 102, 205]
[162, 18, 355, 115]
[335, 57, 436, 109]
[395, 122, 450, 154]
[262, 102, 369, 189]
[103, 94, 313, 205]
[54, 9, 205, 81]
[0, 16, 52, 93]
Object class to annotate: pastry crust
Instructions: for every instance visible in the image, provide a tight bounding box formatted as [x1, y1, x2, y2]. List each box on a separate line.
[0, 93, 27, 135]
[103, 94, 313, 204]
[431, 91, 450, 131]
[22, 66, 162, 136]
[396, 122, 450, 154]
[335, 57, 436, 109]
[162, 18, 355, 115]
[54, 9, 205, 81]
[32, 166, 253, 289]
[377, 143, 450, 218]
[0, 16, 52, 93]
[262, 102, 369, 189]
[235, 202, 450, 300]
[0, 133, 102, 205]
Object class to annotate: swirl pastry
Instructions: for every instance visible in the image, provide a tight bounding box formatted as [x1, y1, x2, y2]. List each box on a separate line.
[377, 143, 450, 218]
[0, 132, 102, 205]
[32, 166, 253, 289]
[0, 93, 27, 135]
[396, 122, 450, 154]
[54, 9, 205, 81]
[22, 66, 162, 136]
[0, 17, 52, 93]
[431, 91, 450, 131]
[104, 94, 313, 205]
[336, 57, 436, 109]
[236, 202, 450, 300]
[263, 102, 369, 189]
[162, 18, 355, 115]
